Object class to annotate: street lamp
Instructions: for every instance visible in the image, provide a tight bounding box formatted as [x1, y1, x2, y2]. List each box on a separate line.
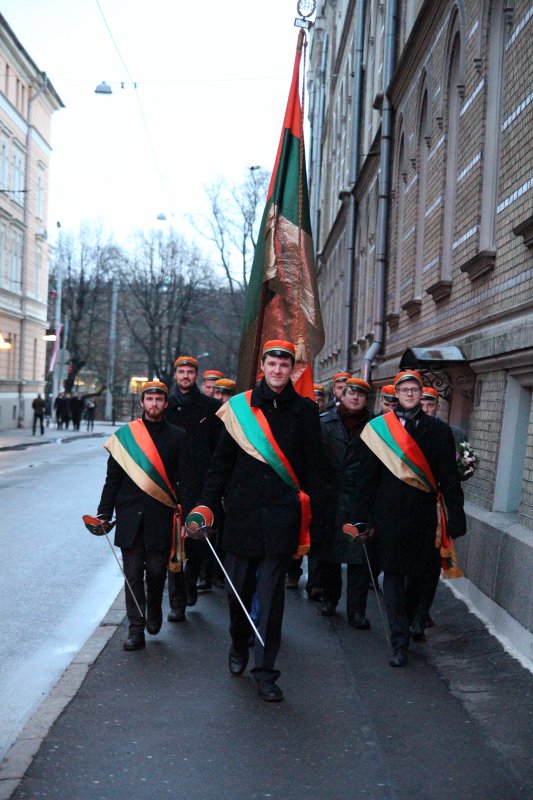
[94, 81, 112, 95]
[0, 334, 12, 350]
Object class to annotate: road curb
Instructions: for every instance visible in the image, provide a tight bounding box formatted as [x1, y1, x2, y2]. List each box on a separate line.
[0, 590, 126, 800]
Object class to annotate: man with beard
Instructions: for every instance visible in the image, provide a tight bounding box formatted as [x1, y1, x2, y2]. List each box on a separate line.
[96, 381, 188, 651]
[194, 340, 325, 701]
[318, 378, 373, 627]
[350, 370, 466, 666]
[165, 355, 222, 620]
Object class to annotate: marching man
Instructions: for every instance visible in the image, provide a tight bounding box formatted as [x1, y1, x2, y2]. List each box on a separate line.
[192, 340, 325, 702]
[349, 370, 466, 667]
[95, 381, 189, 651]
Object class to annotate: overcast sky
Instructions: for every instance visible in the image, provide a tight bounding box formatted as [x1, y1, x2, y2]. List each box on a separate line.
[1, 0, 307, 249]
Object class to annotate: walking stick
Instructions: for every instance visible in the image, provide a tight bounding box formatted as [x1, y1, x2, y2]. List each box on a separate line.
[185, 507, 265, 647]
[343, 522, 391, 648]
[82, 515, 145, 622]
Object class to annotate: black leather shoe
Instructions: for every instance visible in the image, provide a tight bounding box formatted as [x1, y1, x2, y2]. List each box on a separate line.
[319, 601, 337, 617]
[409, 618, 426, 641]
[145, 607, 162, 635]
[167, 608, 185, 622]
[349, 613, 370, 630]
[257, 681, 284, 702]
[197, 580, 212, 591]
[123, 635, 146, 651]
[228, 647, 249, 676]
[389, 650, 408, 667]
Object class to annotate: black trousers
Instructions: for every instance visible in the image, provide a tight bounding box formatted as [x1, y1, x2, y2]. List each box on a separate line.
[320, 561, 370, 617]
[122, 527, 168, 635]
[225, 552, 289, 683]
[32, 413, 44, 435]
[406, 549, 442, 624]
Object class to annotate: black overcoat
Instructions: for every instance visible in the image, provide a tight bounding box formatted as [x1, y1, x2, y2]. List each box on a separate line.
[351, 411, 466, 577]
[165, 384, 222, 505]
[97, 418, 188, 552]
[200, 379, 326, 558]
[319, 407, 370, 565]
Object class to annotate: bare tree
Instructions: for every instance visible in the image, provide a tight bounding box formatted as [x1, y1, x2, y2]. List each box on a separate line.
[190, 166, 270, 316]
[51, 225, 120, 392]
[118, 229, 216, 383]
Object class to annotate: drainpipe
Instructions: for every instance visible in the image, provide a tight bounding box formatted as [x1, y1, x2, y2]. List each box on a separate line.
[311, 31, 328, 254]
[343, 0, 366, 371]
[362, 0, 398, 382]
[18, 74, 47, 427]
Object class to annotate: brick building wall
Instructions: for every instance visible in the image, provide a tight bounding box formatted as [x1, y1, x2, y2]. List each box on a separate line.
[307, 0, 533, 653]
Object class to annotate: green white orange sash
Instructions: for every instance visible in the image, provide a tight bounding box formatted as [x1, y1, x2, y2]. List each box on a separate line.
[104, 419, 184, 571]
[217, 391, 311, 556]
[361, 412, 462, 578]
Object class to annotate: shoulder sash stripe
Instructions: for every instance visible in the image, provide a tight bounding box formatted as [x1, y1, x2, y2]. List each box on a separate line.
[218, 390, 311, 555]
[361, 412, 463, 578]
[361, 414, 431, 493]
[104, 420, 176, 508]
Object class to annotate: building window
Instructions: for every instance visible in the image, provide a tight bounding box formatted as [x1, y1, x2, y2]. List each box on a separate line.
[34, 242, 42, 297]
[479, 0, 507, 253]
[414, 91, 429, 299]
[36, 165, 45, 219]
[0, 138, 8, 189]
[12, 149, 24, 204]
[9, 229, 22, 290]
[0, 221, 5, 288]
[441, 32, 461, 281]
[392, 132, 406, 316]
[493, 376, 531, 514]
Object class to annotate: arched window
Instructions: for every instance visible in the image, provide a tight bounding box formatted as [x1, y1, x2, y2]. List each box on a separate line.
[390, 131, 406, 322]
[441, 31, 461, 283]
[480, 0, 507, 254]
[414, 91, 429, 300]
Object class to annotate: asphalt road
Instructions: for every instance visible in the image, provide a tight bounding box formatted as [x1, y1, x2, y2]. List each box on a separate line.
[8, 575, 533, 800]
[0, 429, 123, 761]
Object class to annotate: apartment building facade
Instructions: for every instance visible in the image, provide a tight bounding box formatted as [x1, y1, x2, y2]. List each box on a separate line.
[307, 0, 533, 656]
[0, 14, 63, 429]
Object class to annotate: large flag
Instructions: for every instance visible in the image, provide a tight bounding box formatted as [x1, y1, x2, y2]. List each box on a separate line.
[236, 31, 324, 398]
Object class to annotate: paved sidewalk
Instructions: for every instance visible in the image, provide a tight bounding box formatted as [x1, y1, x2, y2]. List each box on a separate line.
[0, 421, 120, 451]
[1, 577, 531, 800]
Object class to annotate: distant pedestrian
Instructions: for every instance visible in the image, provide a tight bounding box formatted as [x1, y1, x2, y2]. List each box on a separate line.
[32, 393, 46, 435]
[70, 395, 83, 431]
[86, 400, 96, 432]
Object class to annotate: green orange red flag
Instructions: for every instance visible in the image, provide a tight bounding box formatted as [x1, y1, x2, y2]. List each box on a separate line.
[237, 30, 324, 398]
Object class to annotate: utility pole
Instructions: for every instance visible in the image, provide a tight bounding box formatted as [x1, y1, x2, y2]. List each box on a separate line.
[105, 277, 118, 421]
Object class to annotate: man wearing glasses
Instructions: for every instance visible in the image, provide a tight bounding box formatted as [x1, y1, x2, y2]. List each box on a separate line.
[349, 370, 466, 667]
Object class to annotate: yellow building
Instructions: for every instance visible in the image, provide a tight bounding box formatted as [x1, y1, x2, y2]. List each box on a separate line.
[0, 14, 63, 429]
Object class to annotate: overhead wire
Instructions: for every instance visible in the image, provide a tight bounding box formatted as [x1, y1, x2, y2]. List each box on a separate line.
[94, 0, 173, 207]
